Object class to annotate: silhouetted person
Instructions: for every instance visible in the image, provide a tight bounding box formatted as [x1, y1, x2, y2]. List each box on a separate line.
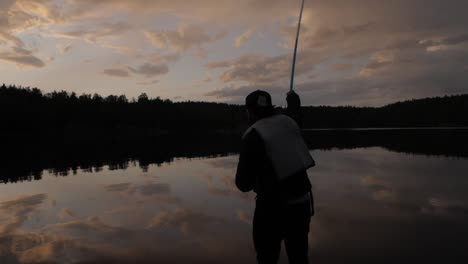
[236, 90, 315, 264]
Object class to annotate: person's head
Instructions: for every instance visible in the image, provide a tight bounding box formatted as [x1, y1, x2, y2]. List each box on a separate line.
[245, 90, 275, 124]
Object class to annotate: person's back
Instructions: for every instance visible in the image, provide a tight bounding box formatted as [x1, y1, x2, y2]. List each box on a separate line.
[236, 90, 315, 264]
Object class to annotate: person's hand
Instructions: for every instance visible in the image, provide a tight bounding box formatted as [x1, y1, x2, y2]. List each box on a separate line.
[286, 91, 301, 109]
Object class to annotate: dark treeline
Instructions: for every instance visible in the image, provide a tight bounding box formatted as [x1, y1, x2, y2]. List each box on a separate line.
[1, 84, 468, 135]
[303, 95, 468, 128]
[0, 84, 245, 134]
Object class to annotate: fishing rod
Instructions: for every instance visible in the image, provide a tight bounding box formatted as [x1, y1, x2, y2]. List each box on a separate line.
[289, 0, 306, 93]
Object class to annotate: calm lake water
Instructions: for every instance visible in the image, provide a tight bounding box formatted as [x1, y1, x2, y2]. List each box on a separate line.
[1, 136, 468, 263]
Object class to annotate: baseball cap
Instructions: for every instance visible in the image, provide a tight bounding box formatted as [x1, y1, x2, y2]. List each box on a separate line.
[245, 90, 273, 110]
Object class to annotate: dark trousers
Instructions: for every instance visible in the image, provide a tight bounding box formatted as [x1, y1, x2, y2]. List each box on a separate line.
[253, 200, 311, 264]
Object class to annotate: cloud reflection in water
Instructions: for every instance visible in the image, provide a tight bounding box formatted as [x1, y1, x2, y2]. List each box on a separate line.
[0, 148, 467, 263]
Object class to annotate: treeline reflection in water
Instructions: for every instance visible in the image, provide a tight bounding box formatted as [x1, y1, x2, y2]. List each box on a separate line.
[1, 129, 467, 184]
[0, 129, 467, 264]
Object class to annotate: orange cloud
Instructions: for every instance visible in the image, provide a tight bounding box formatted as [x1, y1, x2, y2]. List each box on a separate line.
[145, 24, 226, 52]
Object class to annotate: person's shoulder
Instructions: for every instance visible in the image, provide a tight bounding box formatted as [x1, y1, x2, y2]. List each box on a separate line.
[242, 128, 266, 153]
[276, 114, 300, 128]
[242, 127, 261, 142]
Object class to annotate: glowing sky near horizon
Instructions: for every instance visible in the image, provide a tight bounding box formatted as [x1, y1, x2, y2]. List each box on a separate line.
[1, 0, 467, 106]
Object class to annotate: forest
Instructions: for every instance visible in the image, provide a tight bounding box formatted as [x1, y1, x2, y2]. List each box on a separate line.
[0, 84, 244, 135]
[302, 94, 468, 128]
[1, 84, 467, 136]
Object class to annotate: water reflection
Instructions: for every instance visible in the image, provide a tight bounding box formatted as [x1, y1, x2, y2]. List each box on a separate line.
[310, 149, 468, 263]
[1, 129, 467, 184]
[0, 147, 467, 263]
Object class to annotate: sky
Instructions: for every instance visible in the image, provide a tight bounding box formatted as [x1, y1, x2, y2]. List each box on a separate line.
[0, 0, 467, 106]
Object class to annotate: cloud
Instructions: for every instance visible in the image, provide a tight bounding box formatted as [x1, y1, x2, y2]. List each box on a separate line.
[104, 206, 145, 217]
[144, 31, 166, 49]
[147, 53, 181, 64]
[16, 238, 99, 264]
[128, 63, 169, 78]
[57, 43, 72, 54]
[67, 0, 300, 26]
[208, 54, 295, 84]
[203, 174, 242, 197]
[136, 80, 159, 86]
[421, 198, 468, 216]
[206, 61, 231, 68]
[0, 3, 48, 69]
[103, 68, 131, 78]
[58, 208, 76, 220]
[0, 0, 15, 11]
[0, 0, 64, 41]
[1, 0, 468, 105]
[0, 194, 47, 236]
[196, 160, 254, 200]
[331, 63, 354, 71]
[148, 208, 225, 235]
[0, 30, 24, 47]
[0, 27, 45, 68]
[421, 33, 468, 53]
[206, 157, 238, 170]
[0, 193, 47, 214]
[144, 24, 226, 52]
[360, 175, 397, 202]
[234, 28, 255, 48]
[206, 40, 468, 106]
[0, 230, 100, 264]
[104, 183, 133, 192]
[103, 182, 180, 204]
[19, 204, 250, 263]
[251, 2, 468, 105]
[103, 62, 169, 79]
[0, 49, 46, 68]
[53, 216, 130, 234]
[14, 0, 64, 24]
[138, 183, 170, 196]
[359, 50, 395, 78]
[442, 34, 468, 46]
[53, 21, 132, 43]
